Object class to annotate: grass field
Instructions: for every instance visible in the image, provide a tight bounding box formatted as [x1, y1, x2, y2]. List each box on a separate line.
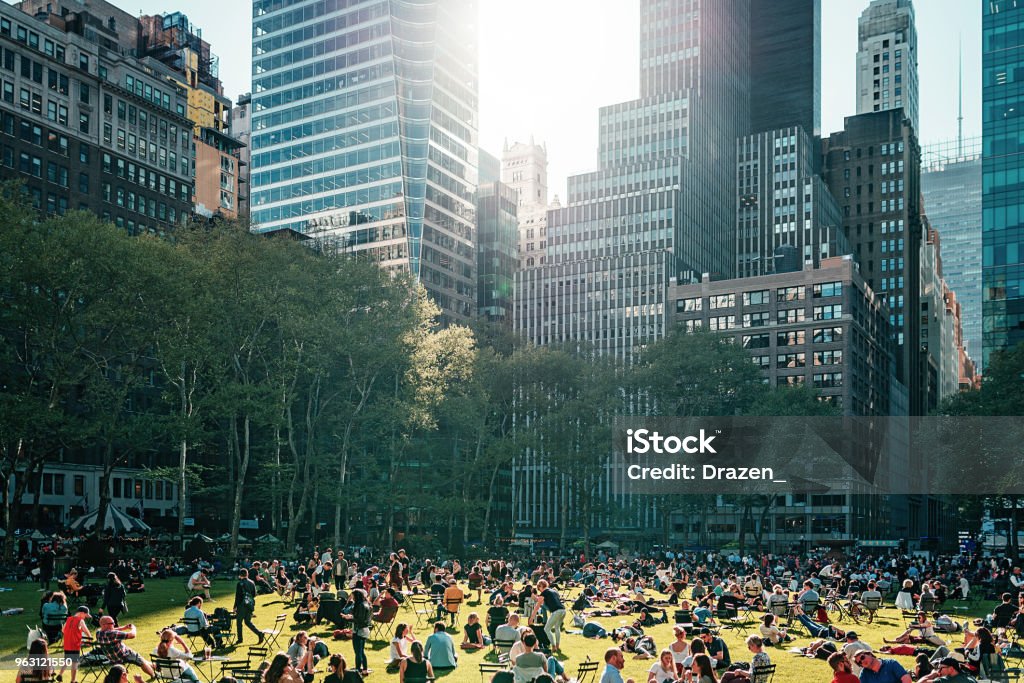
[0, 578, 992, 683]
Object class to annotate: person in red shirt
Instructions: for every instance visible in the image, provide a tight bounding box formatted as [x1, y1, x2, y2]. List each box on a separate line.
[828, 652, 859, 683]
[59, 606, 93, 683]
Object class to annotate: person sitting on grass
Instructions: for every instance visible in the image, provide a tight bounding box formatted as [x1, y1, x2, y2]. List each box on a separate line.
[916, 656, 976, 683]
[827, 652, 859, 683]
[649, 650, 678, 683]
[513, 632, 551, 683]
[188, 568, 212, 600]
[388, 623, 417, 668]
[601, 647, 635, 683]
[852, 650, 912, 683]
[424, 621, 458, 670]
[399, 642, 433, 683]
[759, 614, 792, 645]
[885, 612, 945, 646]
[685, 653, 718, 683]
[719, 636, 770, 683]
[487, 595, 510, 640]
[324, 654, 364, 683]
[669, 626, 690, 676]
[700, 628, 731, 669]
[264, 652, 304, 683]
[462, 612, 488, 650]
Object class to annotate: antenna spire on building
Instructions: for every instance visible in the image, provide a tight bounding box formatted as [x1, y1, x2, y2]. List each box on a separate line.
[957, 36, 964, 159]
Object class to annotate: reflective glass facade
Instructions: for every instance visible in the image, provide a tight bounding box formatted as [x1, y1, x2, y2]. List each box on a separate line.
[250, 0, 478, 324]
[983, 0, 1024, 363]
[750, 0, 821, 137]
[921, 138, 982, 367]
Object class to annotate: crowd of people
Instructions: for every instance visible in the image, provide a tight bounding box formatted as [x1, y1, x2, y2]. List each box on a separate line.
[14, 544, 1024, 683]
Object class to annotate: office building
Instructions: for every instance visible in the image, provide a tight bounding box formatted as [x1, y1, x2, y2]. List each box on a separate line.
[736, 125, 847, 278]
[749, 0, 821, 137]
[667, 255, 955, 552]
[250, 0, 480, 325]
[501, 138, 549, 268]
[670, 255, 892, 416]
[921, 138, 982, 367]
[230, 92, 251, 220]
[822, 109, 926, 414]
[983, 0, 1024, 364]
[476, 149, 517, 323]
[1, 1, 193, 232]
[920, 225, 975, 401]
[138, 11, 243, 220]
[855, 0, 919, 134]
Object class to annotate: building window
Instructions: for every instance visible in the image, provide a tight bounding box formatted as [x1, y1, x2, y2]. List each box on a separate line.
[812, 327, 843, 344]
[813, 350, 843, 366]
[777, 308, 805, 324]
[813, 372, 843, 389]
[709, 315, 736, 331]
[812, 282, 843, 298]
[777, 352, 806, 369]
[813, 305, 842, 321]
[742, 289, 770, 306]
[777, 330, 805, 346]
[743, 311, 770, 328]
[742, 333, 770, 349]
[777, 286, 805, 303]
[709, 294, 735, 310]
[42, 473, 65, 495]
[675, 297, 702, 312]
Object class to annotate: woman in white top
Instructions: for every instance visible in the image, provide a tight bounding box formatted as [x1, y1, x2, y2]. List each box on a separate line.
[649, 650, 678, 683]
[669, 626, 690, 677]
[895, 579, 916, 610]
[152, 629, 199, 682]
[388, 623, 416, 664]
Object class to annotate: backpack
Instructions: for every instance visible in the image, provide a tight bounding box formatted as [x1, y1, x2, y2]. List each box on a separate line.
[934, 615, 961, 633]
[573, 612, 586, 628]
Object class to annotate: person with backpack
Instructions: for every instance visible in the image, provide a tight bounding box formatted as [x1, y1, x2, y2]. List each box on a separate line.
[234, 568, 263, 644]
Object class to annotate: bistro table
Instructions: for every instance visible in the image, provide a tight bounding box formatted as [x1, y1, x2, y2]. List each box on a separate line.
[192, 655, 229, 683]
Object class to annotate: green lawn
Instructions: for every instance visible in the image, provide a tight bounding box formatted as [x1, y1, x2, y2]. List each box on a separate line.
[0, 578, 990, 683]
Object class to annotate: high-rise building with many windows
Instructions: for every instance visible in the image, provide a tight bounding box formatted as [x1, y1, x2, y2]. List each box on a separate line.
[249, 0, 479, 325]
[983, 0, 1024, 363]
[855, 0, 919, 134]
[921, 138, 982, 367]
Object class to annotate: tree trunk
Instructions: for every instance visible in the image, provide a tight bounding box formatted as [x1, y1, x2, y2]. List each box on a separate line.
[481, 461, 500, 546]
[177, 364, 189, 535]
[229, 415, 250, 557]
[30, 459, 45, 530]
[272, 425, 282, 534]
[2, 444, 38, 561]
[559, 475, 568, 552]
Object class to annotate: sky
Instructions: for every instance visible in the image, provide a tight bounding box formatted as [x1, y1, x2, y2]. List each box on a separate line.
[34, 0, 981, 200]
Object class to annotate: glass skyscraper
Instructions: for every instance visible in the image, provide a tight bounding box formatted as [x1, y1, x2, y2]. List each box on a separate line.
[983, 0, 1024, 363]
[921, 138, 982, 367]
[249, 0, 479, 324]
